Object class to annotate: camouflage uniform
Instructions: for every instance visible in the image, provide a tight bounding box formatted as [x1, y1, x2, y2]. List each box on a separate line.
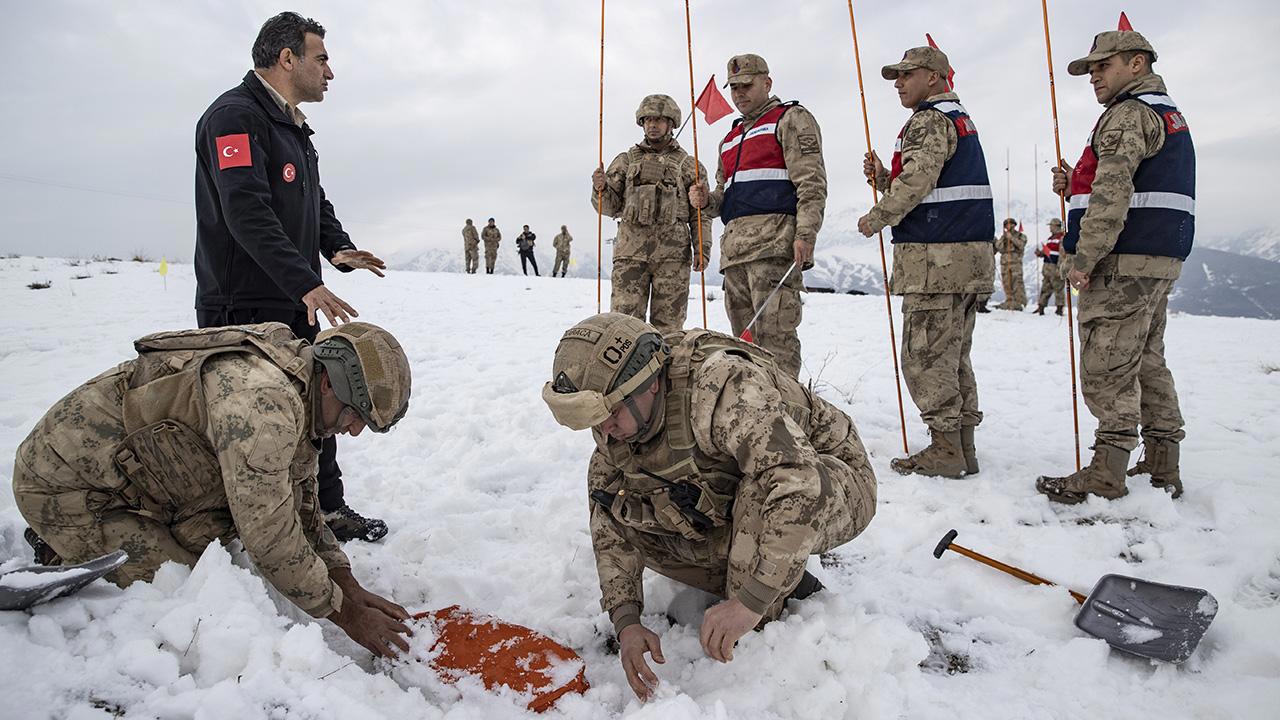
[702, 95, 826, 378]
[584, 330, 876, 634]
[12, 325, 351, 618]
[995, 227, 1028, 309]
[552, 228, 573, 277]
[481, 222, 501, 274]
[462, 221, 480, 274]
[593, 139, 710, 334]
[1036, 229, 1067, 311]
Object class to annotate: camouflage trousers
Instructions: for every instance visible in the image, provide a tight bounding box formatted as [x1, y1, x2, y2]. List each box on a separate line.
[977, 252, 997, 303]
[610, 258, 691, 335]
[999, 256, 1026, 308]
[484, 243, 499, 273]
[1077, 275, 1184, 451]
[552, 251, 570, 277]
[613, 455, 876, 620]
[464, 242, 479, 274]
[1037, 262, 1065, 308]
[724, 257, 803, 379]
[900, 293, 983, 433]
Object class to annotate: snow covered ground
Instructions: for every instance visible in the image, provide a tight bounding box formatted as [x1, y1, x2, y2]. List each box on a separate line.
[0, 256, 1277, 719]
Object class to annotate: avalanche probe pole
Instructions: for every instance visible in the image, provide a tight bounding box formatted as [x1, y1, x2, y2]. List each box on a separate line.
[595, 0, 605, 313]
[684, 0, 709, 328]
[741, 262, 798, 341]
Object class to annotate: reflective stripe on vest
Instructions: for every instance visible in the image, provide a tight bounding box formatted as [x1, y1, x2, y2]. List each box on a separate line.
[1043, 233, 1063, 264]
[1063, 92, 1195, 260]
[888, 100, 995, 245]
[719, 104, 798, 223]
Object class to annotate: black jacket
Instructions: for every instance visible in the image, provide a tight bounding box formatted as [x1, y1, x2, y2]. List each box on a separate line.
[516, 231, 536, 253]
[194, 71, 355, 312]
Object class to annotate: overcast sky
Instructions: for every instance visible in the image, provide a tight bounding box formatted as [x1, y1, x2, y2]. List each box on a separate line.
[0, 0, 1275, 265]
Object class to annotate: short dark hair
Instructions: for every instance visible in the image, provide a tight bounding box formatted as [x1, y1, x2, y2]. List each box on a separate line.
[1117, 50, 1155, 71]
[252, 12, 325, 69]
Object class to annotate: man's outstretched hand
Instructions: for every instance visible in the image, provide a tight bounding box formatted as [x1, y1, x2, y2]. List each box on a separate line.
[700, 597, 762, 663]
[332, 249, 387, 277]
[327, 567, 411, 658]
[618, 623, 665, 702]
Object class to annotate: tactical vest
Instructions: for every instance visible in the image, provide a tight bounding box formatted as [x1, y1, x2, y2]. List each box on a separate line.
[889, 100, 995, 245]
[111, 323, 314, 523]
[1064, 92, 1195, 260]
[719, 102, 799, 224]
[591, 330, 816, 542]
[1044, 233, 1063, 264]
[622, 146, 694, 227]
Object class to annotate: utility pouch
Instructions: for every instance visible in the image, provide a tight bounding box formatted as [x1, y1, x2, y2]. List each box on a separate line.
[113, 420, 222, 520]
[624, 185, 657, 226]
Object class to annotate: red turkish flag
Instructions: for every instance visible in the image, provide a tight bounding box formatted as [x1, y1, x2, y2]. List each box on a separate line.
[695, 75, 734, 125]
[1118, 12, 1134, 31]
[216, 133, 252, 170]
[925, 33, 956, 90]
[1018, 221, 1024, 232]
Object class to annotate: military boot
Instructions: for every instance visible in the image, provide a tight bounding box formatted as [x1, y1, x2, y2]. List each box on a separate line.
[1055, 306, 1064, 316]
[976, 300, 991, 314]
[24, 527, 60, 566]
[1035, 444, 1130, 504]
[1128, 440, 1183, 498]
[960, 425, 979, 475]
[786, 571, 825, 603]
[1034, 304, 1046, 315]
[891, 429, 968, 478]
[325, 504, 389, 542]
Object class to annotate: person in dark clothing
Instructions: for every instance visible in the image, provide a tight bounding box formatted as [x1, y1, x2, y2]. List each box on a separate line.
[192, 12, 389, 542]
[516, 225, 540, 276]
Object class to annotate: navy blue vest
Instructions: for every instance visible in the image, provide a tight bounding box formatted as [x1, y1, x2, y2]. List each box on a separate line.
[1064, 91, 1195, 260]
[719, 103, 798, 224]
[889, 100, 995, 245]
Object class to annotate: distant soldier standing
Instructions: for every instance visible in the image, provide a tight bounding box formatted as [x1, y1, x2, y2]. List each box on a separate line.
[552, 225, 573, 277]
[1033, 218, 1066, 315]
[995, 218, 1028, 310]
[516, 224, 540, 276]
[855, 46, 995, 479]
[1036, 30, 1193, 503]
[689, 55, 827, 379]
[462, 219, 480, 274]
[592, 94, 710, 333]
[481, 218, 501, 274]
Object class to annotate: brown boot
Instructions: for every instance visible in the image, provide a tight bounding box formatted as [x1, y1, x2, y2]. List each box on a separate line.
[891, 429, 968, 478]
[1035, 444, 1130, 504]
[1055, 306, 1064, 316]
[960, 426, 979, 475]
[1034, 305, 1046, 315]
[1128, 440, 1183, 498]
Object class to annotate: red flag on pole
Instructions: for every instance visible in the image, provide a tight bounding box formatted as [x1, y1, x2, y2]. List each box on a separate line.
[1118, 12, 1133, 31]
[695, 75, 734, 124]
[925, 33, 956, 90]
[1018, 221, 1024, 233]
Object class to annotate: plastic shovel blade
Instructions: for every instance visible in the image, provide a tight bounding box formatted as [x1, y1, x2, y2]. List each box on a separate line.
[1074, 573, 1218, 664]
[0, 549, 128, 611]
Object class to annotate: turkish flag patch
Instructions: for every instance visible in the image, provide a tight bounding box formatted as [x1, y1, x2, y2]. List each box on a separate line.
[216, 133, 252, 170]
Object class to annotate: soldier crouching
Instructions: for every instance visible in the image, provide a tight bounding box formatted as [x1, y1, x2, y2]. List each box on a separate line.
[542, 312, 877, 701]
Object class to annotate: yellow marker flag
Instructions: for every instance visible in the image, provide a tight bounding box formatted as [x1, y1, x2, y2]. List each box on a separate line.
[159, 258, 169, 276]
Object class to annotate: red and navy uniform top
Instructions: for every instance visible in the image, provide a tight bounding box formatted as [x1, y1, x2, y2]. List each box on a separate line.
[1043, 233, 1063, 264]
[718, 102, 798, 223]
[1064, 91, 1195, 261]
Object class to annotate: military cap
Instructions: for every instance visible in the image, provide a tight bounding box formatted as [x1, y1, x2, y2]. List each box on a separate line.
[1067, 30, 1157, 76]
[1048, 218, 1063, 227]
[882, 46, 950, 81]
[725, 54, 769, 86]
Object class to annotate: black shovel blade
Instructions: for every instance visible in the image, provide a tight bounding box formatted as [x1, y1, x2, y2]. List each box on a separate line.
[1074, 573, 1218, 664]
[0, 549, 128, 611]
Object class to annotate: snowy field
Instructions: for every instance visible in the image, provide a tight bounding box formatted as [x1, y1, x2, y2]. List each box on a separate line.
[0, 256, 1277, 719]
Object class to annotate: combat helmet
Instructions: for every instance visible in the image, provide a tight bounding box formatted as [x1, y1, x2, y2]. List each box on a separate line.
[313, 322, 412, 433]
[542, 313, 671, 430]
[635, 94, 681, 128]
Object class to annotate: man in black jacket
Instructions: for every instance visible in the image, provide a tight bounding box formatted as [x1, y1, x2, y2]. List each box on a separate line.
[193, 12, 388, 542]
[516, 225, 539, 276]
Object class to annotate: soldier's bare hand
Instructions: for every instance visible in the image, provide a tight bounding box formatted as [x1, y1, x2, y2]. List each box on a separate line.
[302, 284, 358, 327]
[863, 151, 884, 186]
[332, 249, 387, 278]
[328, 569, 412, 658]
[1052, 160, 1072, 195]
[688, 180, 709, 209]
[856, 214, 876, 238]
[618, 624, 664, 702]
[592, 165, 607, 193]
[692, 253, 708, 273]
[699, 598, 761, 663]
[793, 239, 814, 270]
[1068, 268, 1090, 291]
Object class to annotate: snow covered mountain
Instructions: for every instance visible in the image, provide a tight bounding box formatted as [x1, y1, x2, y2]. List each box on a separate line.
[1197, 227, 1280, 262]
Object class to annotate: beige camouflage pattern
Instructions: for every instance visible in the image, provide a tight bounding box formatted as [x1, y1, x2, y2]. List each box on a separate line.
[481, 223, 501, 273]
[900, 293, 983, 433]
[611, 259, 691, 334]
[587, 344, 876, 634]
[722, 257, 803, 378]
[552, 229, 573, 277]
[463, 222, 480, 274]
[1037, 261, 1066, 308]
[12, 350, 350, 618]
[996, 229, 1028, 308]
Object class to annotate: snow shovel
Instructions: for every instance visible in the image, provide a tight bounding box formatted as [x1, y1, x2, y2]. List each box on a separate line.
[933, 529, 1217, 663]
[740, 261, 798, 344]
[410, 606, 588, 712]
[0, 549, 129, 611]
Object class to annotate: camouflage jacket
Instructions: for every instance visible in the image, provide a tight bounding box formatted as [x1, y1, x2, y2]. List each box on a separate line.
[462, 224, 480, 247]
[481, 225, 501, 246]
[1066, 73, 1182, 280]
[553, 231, 573, 253]
[592, 139, 711, 263]
[996, 230, 1027, 257]
[869, 92, 993, 294]
[703, 97, 827, 270]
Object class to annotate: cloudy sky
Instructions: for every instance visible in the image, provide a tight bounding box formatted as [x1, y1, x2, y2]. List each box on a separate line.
[0, 0, 1274, 265]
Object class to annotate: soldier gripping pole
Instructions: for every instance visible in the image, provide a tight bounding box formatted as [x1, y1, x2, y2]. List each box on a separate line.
[683, 0, 709, 328]
[1039, 0, 1083, 470]
[596, 0, 605, 313]
[845, 0, 910, 455]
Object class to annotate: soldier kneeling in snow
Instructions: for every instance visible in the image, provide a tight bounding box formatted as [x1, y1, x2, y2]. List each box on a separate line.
[13, 322, 413, 657]
[542, 313, 878, 701]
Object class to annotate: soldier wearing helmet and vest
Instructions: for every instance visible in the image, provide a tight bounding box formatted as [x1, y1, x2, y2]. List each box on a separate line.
[854, 45, 996, 480]
[689, 54, 828, 379]
[13, 322, 414, 658]
[1036, 29, 1192, 504]
[591, 94, 712, 333]
[543, 313, 877, 702]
